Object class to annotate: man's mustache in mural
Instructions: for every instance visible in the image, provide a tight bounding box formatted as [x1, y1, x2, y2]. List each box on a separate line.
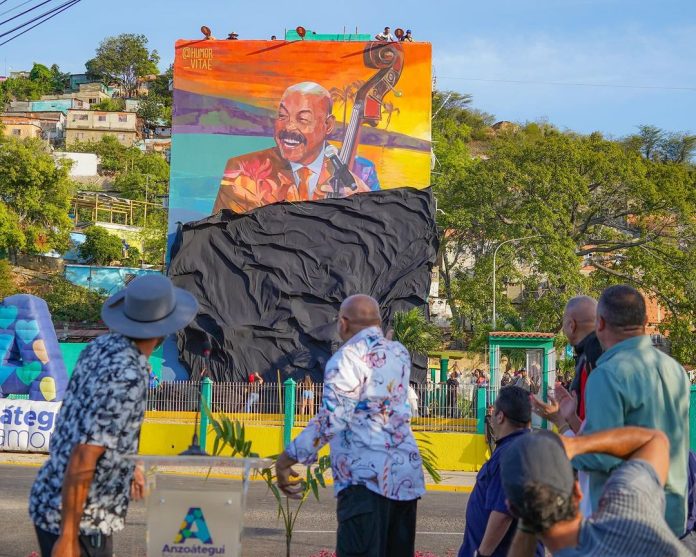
[278, 130, 307, 147]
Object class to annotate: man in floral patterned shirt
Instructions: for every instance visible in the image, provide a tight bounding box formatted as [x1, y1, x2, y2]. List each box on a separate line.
[276, 294, 425, 557]
[29, 275, 198, 557]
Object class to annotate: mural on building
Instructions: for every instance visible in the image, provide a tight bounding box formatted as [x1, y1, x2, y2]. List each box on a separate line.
[0, 295, 68, 402]
[169, 39, 432, 228]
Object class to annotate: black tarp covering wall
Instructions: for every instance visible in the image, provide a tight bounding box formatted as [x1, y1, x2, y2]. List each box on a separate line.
[168, 187, 438, 383]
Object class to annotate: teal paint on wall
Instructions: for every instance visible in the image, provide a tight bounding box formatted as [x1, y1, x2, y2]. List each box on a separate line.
[168, 134, 274, 228]
[59, 343, 164, 378]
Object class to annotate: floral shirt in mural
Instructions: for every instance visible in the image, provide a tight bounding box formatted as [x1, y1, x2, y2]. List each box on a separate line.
[287, 326, 425, 501]
[29, 333, 149, 535]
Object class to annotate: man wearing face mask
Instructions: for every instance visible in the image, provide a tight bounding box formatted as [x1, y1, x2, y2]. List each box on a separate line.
[29, 275, 198, 557]
[212, 81, 371, 214]
[275, 294, 425, 557]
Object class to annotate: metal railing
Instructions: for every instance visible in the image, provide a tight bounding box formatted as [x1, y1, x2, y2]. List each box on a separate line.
[145, 380, 485, 433]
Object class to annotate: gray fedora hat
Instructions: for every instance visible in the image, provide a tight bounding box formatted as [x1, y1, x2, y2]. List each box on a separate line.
[101, 275, 198, 339]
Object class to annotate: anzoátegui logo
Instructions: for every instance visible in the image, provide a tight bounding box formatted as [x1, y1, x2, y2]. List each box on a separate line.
[161, 507, 227, 555]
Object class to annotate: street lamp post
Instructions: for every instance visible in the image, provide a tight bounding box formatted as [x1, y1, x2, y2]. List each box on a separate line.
[492, 235, 542, 329]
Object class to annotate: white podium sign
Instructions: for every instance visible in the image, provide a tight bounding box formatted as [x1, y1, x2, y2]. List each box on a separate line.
[147, 489, 243, 557]
[131, 455, 272, 557]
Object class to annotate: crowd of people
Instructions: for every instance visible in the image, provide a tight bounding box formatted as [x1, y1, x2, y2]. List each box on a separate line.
[23, 274, 696, 557]
[204, 27, 417, 42]
[461, 286, 695, 557]
[375, 26, 415, 42]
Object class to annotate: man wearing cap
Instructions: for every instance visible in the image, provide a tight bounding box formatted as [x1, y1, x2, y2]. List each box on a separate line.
[458, 386, 543, 557]
[29, 275, 198, 557]
[501, 427, 691, 556]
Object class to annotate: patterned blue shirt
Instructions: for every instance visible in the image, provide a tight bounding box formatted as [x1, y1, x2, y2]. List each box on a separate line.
[29, 333, 149, 535]
[286, 326, 426, 501]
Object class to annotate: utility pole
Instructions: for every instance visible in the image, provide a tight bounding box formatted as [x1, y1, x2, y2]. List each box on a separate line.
[492, 235, 542, 328]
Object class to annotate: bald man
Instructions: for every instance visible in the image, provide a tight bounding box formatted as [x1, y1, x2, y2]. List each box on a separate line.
[561, 296, 602, 424]
[276, 295, 426, 557]
[213, 81, 370, 213]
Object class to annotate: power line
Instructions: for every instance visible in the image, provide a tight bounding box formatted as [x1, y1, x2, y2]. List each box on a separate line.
[437, 76, 696, 92]
[0, 0, 79, 46]
[0, 0, 55, 27]
[0, 0, 76, 40]
[0, 0, 37, 18]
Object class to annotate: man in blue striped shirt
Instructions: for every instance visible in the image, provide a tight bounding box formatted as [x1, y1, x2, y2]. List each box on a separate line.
[501, 427, 691, 556]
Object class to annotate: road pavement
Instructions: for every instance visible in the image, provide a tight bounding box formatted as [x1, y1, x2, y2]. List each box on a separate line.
[0, 465, 468, 557]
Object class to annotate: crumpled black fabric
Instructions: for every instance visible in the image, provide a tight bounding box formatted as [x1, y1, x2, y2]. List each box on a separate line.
[168, 188, 438, 383]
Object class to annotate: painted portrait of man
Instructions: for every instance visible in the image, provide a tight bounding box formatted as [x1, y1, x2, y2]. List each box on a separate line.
[213, 82, 372, 214]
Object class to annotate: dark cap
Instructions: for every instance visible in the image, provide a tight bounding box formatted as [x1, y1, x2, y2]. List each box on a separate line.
[500, 430, 575, 512]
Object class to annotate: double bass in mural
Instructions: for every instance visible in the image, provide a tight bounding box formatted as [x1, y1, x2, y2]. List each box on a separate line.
[169, 38, 431, 223]
[168, 37, 435, 381]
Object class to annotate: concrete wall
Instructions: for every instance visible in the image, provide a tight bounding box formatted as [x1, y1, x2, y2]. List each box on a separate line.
[65, 128, 137, 146]
[31, 100, 77, 114]
[1, 120, 42, 139]
[139, 414, 489, 472]
[53, 152, 99, 176]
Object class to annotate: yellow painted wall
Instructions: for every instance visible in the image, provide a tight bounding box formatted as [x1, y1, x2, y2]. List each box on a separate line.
[139, 412, 486, 471]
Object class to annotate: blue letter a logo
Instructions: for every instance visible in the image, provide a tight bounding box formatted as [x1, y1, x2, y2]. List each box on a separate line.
[173, 507, 213, 544]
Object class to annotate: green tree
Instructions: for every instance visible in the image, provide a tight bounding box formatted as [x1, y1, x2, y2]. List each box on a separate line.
[122, 245, 142, 267]
[28, 63, 53, 92]
[65, 135, 139, 175]
[624, 125, 696, 163]
[148, 64, 173, 105]
[49, 64, 70, 93]
[0, 77, 44, 102]
[391, 308, 442, 355]
[0, 137, 74, 254]
[136, 94, 168, 130]
[139, 211, 167, 266]
[434, 104, 696, 361]
[78, 226, 123, 265]
[90, 98, 126, 111]
[86, 34, 160, 98]
[42, 276, 106, 322]
[0, 260, 17, 300]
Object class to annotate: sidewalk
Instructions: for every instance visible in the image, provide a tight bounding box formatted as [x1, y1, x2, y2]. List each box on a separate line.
[0, 451, 478, 492]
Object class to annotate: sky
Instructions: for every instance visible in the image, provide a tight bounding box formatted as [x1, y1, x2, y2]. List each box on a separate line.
[1, 0, 694, 137]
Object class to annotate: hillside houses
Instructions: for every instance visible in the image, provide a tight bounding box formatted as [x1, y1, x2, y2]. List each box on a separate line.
[1, 73, 170, 149]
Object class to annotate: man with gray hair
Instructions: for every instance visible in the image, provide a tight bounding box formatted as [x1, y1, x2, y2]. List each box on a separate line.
[573, 284, 689, 539]
[213, 81, 370, 213]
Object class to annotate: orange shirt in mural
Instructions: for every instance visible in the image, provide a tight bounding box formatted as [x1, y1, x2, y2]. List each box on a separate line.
[212, 146, 369, 213]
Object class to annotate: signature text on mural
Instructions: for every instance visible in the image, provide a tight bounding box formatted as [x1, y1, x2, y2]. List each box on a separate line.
[182, 47, 214, 70]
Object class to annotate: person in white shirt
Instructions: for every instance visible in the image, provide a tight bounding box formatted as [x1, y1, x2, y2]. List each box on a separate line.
[275, 294, 425, 556]
[375, 27, 396, 41]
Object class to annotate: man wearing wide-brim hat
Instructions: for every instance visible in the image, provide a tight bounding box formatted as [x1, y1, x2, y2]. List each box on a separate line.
[29, 275, 198, 557]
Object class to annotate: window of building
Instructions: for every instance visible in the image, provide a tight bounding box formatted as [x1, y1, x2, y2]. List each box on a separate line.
[12, 129, 21, 136]
[77, 132, 85, 140]
[89, 98, 97, 104]
[118, 115, 128, 123]
[118, 134, 126, 141]
[74, 114, 88, 121]
[98, 115, 107, 122]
